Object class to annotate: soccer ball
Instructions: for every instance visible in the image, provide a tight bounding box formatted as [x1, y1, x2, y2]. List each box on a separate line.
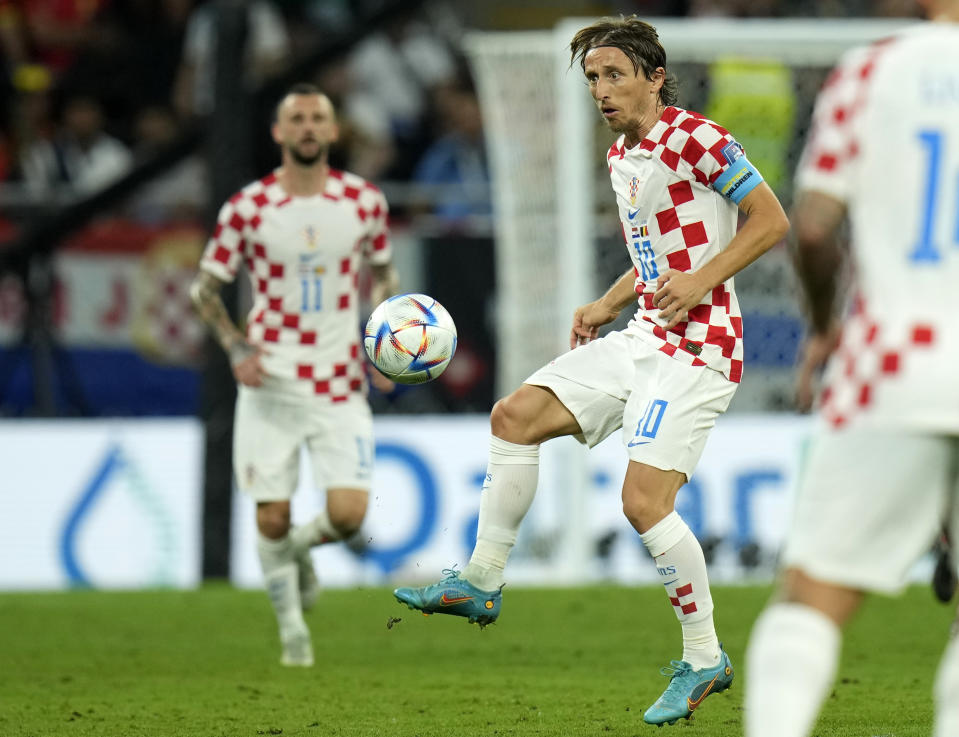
[364, 294, 457, 385]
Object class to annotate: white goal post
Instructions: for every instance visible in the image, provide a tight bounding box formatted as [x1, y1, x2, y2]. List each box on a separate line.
[464, 18, 917, 582]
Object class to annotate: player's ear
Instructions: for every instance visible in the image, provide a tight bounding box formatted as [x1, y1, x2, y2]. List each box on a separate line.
[271, 121, 282, 145]
[650, 67, 665, 92]
[330, 120, 341, 144]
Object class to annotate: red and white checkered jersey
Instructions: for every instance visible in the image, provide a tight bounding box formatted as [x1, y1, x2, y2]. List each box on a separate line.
[608, 106, 764, 383]
[199, 168, 391, 401]
[795, 23, 959, 431]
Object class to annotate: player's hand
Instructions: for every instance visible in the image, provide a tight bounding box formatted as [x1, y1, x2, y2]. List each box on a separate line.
[795, 324, 840, 412]
[653, 270, 709, 331]
[231, 343, 268, 387]
[369, 366, 396, 393]
[570, 300, 619, 349]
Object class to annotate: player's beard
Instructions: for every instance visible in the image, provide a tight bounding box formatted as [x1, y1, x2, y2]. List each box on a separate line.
[289, 142, 326, 167]
[605, 114, 640, 142]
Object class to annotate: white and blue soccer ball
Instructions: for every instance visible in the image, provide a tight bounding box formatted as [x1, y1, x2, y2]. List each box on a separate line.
[364, 294, 457, 385]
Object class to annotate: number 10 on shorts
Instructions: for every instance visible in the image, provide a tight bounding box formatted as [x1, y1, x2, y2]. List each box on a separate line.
[633, 398, 668, 441]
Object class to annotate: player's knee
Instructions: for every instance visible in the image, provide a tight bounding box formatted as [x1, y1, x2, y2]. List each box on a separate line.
[491, 390, 547, 445]
[621, 490, 670, 533]
[256, 503, 291, 539]
[780, 567, 863, 626]
[328, 498, 367, 536]
[794, 219, 832, 249]
[621, 493, 647, 528]
[490, 395, 527, 442]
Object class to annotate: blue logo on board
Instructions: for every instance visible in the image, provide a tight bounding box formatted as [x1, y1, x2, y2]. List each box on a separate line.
[59, 444, 178, 587]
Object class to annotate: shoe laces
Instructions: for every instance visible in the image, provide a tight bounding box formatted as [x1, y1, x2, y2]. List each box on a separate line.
[439, 566, 462, 582]
[659, 660, 693, 697]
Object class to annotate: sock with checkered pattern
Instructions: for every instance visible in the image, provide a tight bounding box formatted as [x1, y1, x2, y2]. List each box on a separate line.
[462, 436, 539, 592]
[744, 602, 839, 737]
[640, 511, 720, 670]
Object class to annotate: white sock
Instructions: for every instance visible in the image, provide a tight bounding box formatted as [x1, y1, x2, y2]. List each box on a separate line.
[934, 634, 959, 737]
[745, 602, 840, 737]
[290, 510, 342, 554]
[640, 511, 720, 669]
[257, 533, 307, 635]
[462, 436, 539, 591]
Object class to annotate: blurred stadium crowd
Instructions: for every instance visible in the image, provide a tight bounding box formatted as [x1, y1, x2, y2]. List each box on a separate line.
[0, 0, 922, 209]
[0, 0, 484, 219]
[0, 0, 926, 419]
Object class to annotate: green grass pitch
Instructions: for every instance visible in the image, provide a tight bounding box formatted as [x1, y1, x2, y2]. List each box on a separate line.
[0, 584, 954, 736]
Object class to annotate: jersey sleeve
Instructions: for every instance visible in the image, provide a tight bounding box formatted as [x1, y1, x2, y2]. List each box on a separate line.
[360, 185, 392, 266]
[638, 110, 762, 204]
[663, 116, 759, 206]
[794, 46, 875, 203]
[668, 115, 763, 204]
[199, 194, 248, 283]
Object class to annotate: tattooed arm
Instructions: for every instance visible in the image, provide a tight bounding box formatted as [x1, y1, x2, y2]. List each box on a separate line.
[189, 271, 265, 387]
[366, 262, 400, 393]
[369, 262, 399, 309]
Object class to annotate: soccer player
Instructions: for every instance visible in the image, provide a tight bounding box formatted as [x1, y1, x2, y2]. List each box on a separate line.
[190, 83, 397, 667]
[394, 17, 788, 725]
[743, 5, 959, 736]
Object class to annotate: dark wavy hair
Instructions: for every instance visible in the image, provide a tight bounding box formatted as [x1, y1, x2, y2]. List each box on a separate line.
[569, 17, 679, 106]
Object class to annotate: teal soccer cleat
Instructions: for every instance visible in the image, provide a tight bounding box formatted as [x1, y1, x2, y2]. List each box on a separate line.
[394, 568, 502, 626]
[643, 647, 734, 726]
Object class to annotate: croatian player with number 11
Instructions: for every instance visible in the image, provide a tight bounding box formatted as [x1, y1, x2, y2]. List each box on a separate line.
[394, 16, 788, 726]
[191, 84, 398, 667]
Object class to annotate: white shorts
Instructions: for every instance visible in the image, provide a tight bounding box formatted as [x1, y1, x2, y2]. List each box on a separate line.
[782, 428, 959, 593]
[233, 386, 374, 502]
[525, 331, 736, 476]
